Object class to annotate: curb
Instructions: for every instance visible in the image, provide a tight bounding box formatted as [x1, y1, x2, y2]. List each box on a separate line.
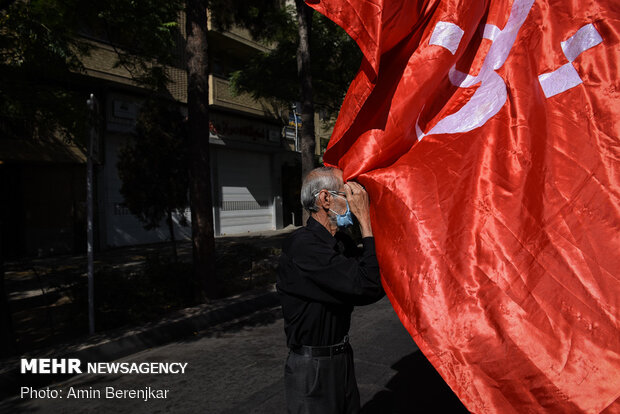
[0, 284, 280, 401]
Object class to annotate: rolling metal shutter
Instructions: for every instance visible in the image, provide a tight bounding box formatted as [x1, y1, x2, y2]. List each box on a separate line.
[217, 149, 274, 234]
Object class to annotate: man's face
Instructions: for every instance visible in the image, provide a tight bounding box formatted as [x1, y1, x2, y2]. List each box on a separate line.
[329, 169, 348, 216]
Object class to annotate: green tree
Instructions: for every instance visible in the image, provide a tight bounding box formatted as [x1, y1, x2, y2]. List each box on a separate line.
[0, 0, 183, 142]
[185, 0, 285, 299]
[0, 0, 184, 354]
[1, 0, 284, 305]
[184, 0, 217, 298]
[230, 8, 361, 118]
[230, 4, 362, 183]
[117, 102, 189, 260]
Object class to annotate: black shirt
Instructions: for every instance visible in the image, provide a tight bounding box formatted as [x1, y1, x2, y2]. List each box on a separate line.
[277, 217, 385, 348]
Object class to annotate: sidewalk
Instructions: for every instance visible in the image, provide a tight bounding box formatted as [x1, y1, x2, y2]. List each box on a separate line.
[1, 227, 298, 399]
[5, 226, 297, 301]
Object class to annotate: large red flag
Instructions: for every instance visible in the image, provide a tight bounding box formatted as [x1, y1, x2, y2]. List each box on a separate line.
[307, 0, 620, 412]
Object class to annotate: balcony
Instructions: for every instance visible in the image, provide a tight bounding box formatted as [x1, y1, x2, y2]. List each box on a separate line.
[209, 76, 278, 118]
[80, 40, 136, 86]
[80, 40, 188, 104]
[206, 14, 273, 54]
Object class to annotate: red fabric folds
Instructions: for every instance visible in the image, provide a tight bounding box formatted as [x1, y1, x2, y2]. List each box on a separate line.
[307, 0, 620, 412]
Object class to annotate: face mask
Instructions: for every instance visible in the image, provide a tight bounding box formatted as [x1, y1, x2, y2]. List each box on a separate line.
[329, 193, 354, 228]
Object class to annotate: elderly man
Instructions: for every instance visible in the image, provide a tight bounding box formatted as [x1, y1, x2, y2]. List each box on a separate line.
[277, 166, 385, 414]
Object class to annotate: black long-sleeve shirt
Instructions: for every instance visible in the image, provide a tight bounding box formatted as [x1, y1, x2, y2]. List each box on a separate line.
[277, 217, 385, 348]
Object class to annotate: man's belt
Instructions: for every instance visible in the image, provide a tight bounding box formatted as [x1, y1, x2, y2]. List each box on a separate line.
[291, 335, 350, 357]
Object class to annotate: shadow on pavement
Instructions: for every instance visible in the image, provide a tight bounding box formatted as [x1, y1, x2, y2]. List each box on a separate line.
[362, 351, 468, 414]
[180, 305, 283, 343]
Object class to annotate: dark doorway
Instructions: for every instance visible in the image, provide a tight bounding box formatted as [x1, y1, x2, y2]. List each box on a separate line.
[281, 163, 301, 227]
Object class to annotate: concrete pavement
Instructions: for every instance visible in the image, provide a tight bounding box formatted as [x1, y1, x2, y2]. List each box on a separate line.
[3, 227, 294, 355]
[5, 227, 296, 302]
[1, 296, 468, 413]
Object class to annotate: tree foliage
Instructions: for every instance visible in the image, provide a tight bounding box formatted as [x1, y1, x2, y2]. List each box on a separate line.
[230, 8, 362, 119]
[1, 0, 286, 300]
[117, 101, 189, 249]
[0, 0, 183, 143]
[208, 0, 288, 42]
[183, 0, 284, 299]
[85, 0, 184, 89]
[0, 0, 89, 141]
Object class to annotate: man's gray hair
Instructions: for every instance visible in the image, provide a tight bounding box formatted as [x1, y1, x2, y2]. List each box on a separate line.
[300, 167, 341, 212]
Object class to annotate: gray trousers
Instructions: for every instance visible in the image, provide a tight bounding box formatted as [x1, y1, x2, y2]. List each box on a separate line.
[284, 345, 360, 414]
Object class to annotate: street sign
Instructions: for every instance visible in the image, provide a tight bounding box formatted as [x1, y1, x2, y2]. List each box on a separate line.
[288, 113, 301, 127]
[284, 127, 296, 140]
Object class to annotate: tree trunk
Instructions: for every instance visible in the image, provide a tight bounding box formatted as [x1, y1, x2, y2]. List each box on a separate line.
[186, 0, 218, 299]
[295, 0, 316, 226]
[166, 209, 177, 262]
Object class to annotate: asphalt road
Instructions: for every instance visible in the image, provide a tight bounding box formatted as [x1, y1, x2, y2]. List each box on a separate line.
[3, 297, 467, 413]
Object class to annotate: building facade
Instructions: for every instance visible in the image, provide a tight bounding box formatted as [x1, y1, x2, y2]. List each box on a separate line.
[84, 15, 306, 249]
[1, 9, 333, 257]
